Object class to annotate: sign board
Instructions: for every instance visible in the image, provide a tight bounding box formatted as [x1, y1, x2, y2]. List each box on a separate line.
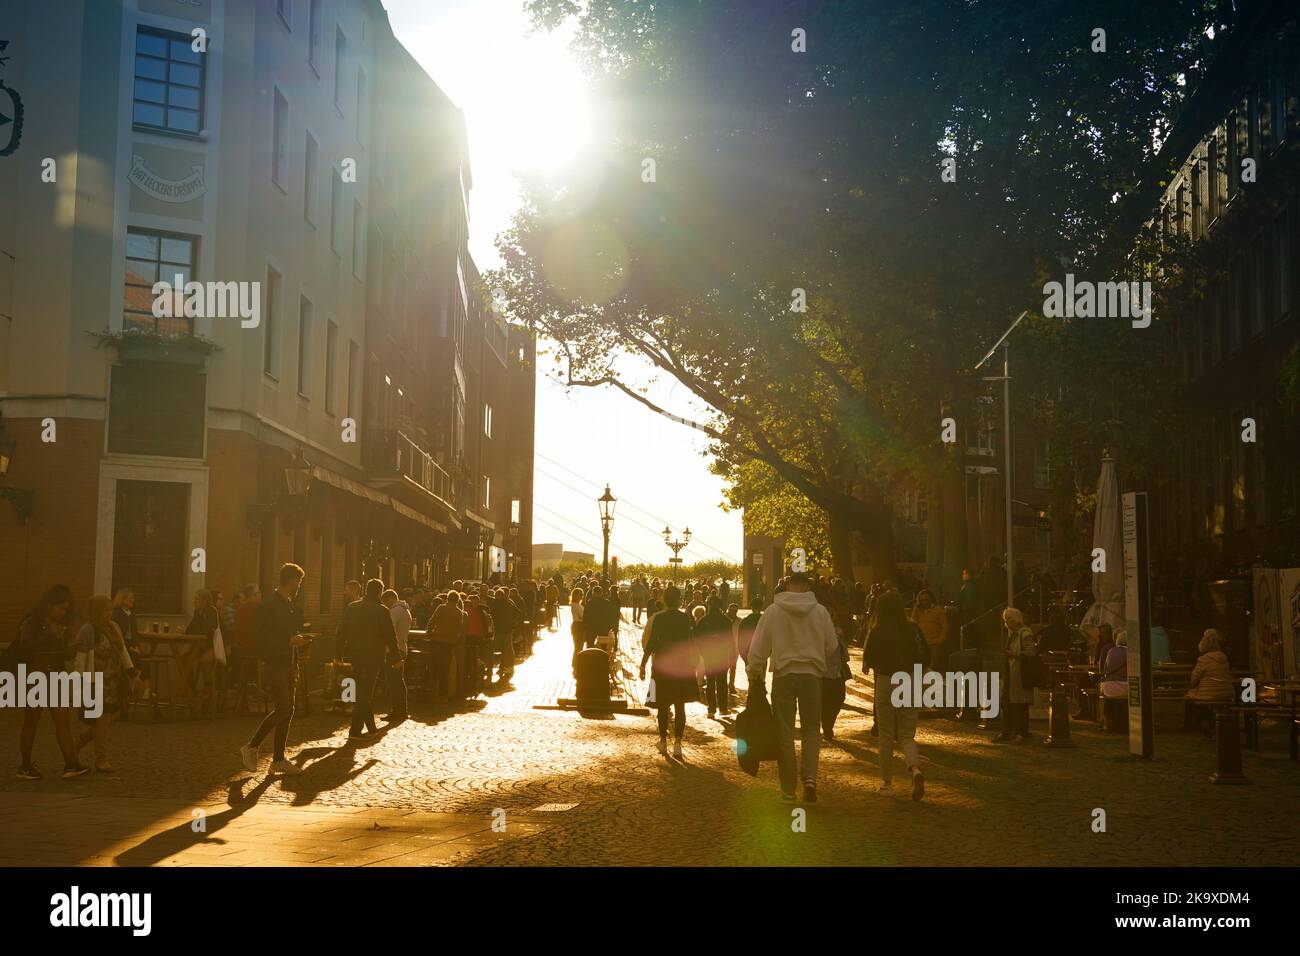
[1122, 492, 1154, 757]
[751, 552, 764, 566]
[1280, 569, 1300, 679]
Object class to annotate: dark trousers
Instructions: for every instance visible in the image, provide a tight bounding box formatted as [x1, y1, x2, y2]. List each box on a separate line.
[657, 700, 686, 739]
[429, 643, 460, 702]
[821, 678, 846, 737]
[249, 663, 294, 760]
[388, 662, 408, 716]
[350, 660, 381, 734]
[1004, 702, 1030, 735]
[705, 673, 729, 712]
[1184, 699, 1215, 735]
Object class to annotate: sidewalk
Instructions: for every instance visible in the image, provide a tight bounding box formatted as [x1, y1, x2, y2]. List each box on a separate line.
[0, 791, 552, 867]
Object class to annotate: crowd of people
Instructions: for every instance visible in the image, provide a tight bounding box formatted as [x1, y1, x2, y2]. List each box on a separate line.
[5, 560, 1236, 800]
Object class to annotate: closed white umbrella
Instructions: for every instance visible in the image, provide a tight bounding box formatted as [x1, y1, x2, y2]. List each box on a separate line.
[1082, 452, 1125, 632]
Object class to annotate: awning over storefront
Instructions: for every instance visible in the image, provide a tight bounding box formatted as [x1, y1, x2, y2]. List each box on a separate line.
[390, 498, 448, 535]
[462, 508, 495, 532]
[310, 465, 390, 506]
[310, 463, 448, 535]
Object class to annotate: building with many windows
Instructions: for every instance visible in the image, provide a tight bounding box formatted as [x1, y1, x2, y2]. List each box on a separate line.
[0, 0, 534, 636]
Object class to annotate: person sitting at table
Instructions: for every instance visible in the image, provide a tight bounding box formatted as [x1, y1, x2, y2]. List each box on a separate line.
[1037, 607, 1071, 655]
[1099, 630, 1127, 698]
[1184, 628, 1233, 735]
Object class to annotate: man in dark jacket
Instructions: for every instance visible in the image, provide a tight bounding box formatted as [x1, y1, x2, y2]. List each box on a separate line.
[696, 598, 736, 717]
[339, 578, 402, 737]
[584, 584, 615, 649]
[242, 563, 307, 775]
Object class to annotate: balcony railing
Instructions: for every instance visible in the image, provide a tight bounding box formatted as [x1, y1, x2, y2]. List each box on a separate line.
[367, 429, 453, 503]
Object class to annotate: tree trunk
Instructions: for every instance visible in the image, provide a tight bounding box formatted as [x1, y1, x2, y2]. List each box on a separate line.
[828, 513, 855, 582]
[857, 487, 896, 585]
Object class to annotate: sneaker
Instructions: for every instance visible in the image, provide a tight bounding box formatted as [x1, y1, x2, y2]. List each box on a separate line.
[781, 792, 796, 804]
[62, 763, 90, 779]
[656, 738, 668, 756]
[911, 770, 925, 802]
[16, 765, 41, 781]
[239, 744, 259, 773]
[802, 782, 818, 803]
[991, 732, 1014, 743]
[672, 740, 683, 760]
[268, 759, 301, 776]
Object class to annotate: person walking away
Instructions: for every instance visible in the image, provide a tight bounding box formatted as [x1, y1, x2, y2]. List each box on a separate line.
[340, 580, 402, 737]
[630, 577, 648, 624]
[12, 585, 87, 779]
[429, 592, 467, 706]
[585, 584, 614, 653]
[864, 590, 928, 798]
[993, 607, 1037, 743]
[545, 579, 560, 630]
[695, 598, 735, 718]
[912, 588, 949, 672]
[73, 595, 136, 773]
[489, 588, 516, 682]
[745, 572, 840, 804]
[568, 587, 586, 672]
[639, 586, 701, 759]
[821, 621, 851, 742]
[241, 564, 308, 775]
[1184, 628, 1232, 734]
[465, 593, 496, 689]
[381, 589, 411, 720]
[184, 589, 221, 715]
[736, 597, 763, 676]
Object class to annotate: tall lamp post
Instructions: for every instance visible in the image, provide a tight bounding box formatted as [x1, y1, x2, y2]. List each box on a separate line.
[662, 526, 691, 583]
[598, 484, 617, 580]
[974, 309, 1030, 611]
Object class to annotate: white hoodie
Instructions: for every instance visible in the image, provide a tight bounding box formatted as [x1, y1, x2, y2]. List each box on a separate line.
[389, 600, 413, 654]
[746, 590, 840, 681]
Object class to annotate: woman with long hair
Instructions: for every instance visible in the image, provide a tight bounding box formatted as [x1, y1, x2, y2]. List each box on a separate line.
[864, 589, 927, 799]
[639, 586, 701, 759]
[74, 594, 136, 772]
[15, 585, 88, 780]
[569, 587, 586, 672]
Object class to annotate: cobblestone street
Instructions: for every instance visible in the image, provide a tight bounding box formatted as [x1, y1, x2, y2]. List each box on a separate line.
[2, 609, 1297, 866]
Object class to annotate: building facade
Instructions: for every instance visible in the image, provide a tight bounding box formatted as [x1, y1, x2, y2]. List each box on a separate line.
[0, 0, 534, 636]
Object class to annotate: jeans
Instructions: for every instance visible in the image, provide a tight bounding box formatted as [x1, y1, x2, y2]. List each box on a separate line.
[657, 700, 686, 739]
[875, 686, 919, 782]
[771, 673, 822, 795]
[350, 660, 380, 734]
[249, 663, 295, 761]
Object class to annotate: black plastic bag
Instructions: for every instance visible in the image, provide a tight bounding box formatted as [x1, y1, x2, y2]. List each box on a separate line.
[735, 688, 780, 776]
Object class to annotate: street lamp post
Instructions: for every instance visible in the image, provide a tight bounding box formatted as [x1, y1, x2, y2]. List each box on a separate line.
[598, 484, 617, 580]
[662, 526, 691, 582]
[975, 310, 1030, 611]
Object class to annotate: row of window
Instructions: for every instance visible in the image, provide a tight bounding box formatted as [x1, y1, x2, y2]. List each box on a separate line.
[1161, 62, 1296, 242]
[1181, 198, 1295, 379]
[133, 2, 362, 137]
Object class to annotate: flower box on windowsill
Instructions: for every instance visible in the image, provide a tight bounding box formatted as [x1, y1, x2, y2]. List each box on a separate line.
[90, 329, 220, 366]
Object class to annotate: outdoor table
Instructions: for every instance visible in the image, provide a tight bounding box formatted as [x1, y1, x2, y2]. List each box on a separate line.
[137, 633, 210, 718]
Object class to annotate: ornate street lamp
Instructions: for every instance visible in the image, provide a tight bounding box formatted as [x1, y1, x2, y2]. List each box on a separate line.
[284, 447, 313, 497]
[662, 525, 691, 583]
[598, 484, 617, 580]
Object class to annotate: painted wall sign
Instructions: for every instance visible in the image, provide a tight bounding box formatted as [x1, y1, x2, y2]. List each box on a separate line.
[128, 154, 207, 202]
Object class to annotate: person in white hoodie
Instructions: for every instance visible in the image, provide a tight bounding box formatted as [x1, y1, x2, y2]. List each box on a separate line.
[382, 589, 412, 721]
[746, 572, 841, 804]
